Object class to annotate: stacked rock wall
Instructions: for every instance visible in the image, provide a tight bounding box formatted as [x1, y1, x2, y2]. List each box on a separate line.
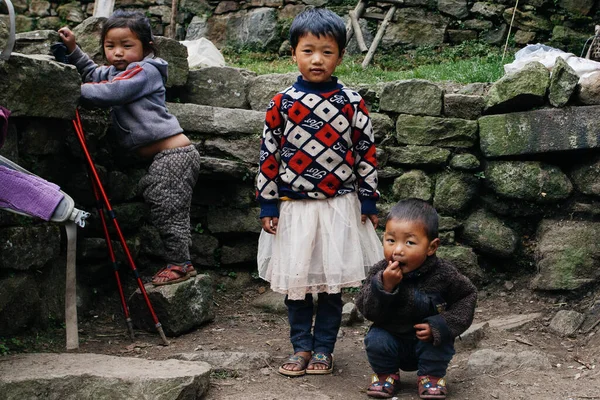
[1, 0, 599, 55]
[0, 21, 599, 335]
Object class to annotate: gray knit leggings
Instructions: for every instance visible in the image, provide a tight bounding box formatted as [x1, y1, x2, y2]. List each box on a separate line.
[139, 144, 201, 264]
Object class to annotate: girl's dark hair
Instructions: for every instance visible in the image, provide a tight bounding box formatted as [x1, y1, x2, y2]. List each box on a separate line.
[386, 198, 439, 240]
[100, 10, 158, 58]
[289, 8, 346, 56]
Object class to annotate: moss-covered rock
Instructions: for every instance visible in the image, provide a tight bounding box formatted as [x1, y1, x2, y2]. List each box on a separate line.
[386, 145, 451, 168]
[450, 153, 480, 170]
[437, 244, 483, 284]
[391, 170, 433, 202]
[0, 225, 61, 270]
[380, 79, 443, 116]
[570, 155, 600, 197]
[461, 209, 518, 258]
[484, 61, 549, 114]
[485, 161, 572, 203]
[395, 114, 477, 148]
[531, 220, 600, 291]
[549, 55, 578, 107]
[479, 106, 600, 157]
[434, 171, 478, 214]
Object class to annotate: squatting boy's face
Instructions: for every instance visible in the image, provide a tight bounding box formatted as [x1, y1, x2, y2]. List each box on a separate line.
[383, 219, 439, 274]
[292, 33, 344, 84]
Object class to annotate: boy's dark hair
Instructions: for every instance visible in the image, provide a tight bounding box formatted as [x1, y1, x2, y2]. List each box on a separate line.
[386, 198, 439, 240]
[100, 10, 158, 59]
[289, 8, 346, 56]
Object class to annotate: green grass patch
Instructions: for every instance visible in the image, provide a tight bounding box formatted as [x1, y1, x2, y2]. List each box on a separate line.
[223, 41, 515, 85]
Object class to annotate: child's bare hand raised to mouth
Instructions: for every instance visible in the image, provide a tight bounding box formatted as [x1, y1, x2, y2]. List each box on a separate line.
[382, 260, 403, 292]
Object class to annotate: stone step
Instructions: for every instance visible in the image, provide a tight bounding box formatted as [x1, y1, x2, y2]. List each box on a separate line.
[0, 353, 211, 400]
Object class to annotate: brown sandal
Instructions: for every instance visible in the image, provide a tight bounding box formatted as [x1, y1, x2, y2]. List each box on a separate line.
[367, 373, 400, 398]
[152, 263, 197, 286]
[278, 354, 309, 377]
[305, 352, 333, 375]
[418, 375, 447, 399]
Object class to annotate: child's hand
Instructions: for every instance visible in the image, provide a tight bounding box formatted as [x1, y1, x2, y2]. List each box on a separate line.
[361, 214, 378, 227]
[382, 260, 403, 292]
[58, 27, 77, 53]
[414, 323, 433, 342]
[261, 216, 278, 235]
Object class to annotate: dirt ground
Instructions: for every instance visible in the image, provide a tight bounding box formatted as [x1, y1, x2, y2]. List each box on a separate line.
[17, 271, 600, 400]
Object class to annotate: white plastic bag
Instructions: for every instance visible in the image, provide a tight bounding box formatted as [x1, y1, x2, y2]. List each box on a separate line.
[180, 38, 226, 69]
[503, 43, 600, 80]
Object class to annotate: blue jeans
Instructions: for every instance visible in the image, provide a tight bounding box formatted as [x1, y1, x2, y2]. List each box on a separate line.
[285, 292, 343, 354]
[364, 326, 455, 377]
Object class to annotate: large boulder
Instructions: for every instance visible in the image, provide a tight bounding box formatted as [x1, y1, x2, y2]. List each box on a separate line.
[382, 8, 448, 48]
[395, 114, 478, 148]
[154, 36, 189, 88]
[391, 170, 434, 202]
[0, 54, 80, 119]
[485, 161, 573, 203]
[386, 145, 451, 168]
[380, 79, 443, 116]
[167, 103, 264, 136]
[129, 275, 214, 336]
[479, 106, 600, 157]
[548, 56, 579, 107]
[531, 220, 600, 291]
[484, 61, 549, 114]
[434, 171, 478, 214]
[0, 353, 211, 399]
[183, 66, 256, 109]
[462, 209, 518, 258]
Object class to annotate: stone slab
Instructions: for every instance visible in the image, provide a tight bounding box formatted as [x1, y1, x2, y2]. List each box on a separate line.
[479, 106, 600, 157]
[0, 353, 211, 400]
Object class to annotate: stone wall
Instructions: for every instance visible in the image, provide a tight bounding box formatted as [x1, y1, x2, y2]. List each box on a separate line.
[1, 21, 599, 335]
[1, 0, 599, 55]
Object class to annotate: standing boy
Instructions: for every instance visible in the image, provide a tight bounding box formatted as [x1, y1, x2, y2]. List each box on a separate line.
[355, 199, 477, 399]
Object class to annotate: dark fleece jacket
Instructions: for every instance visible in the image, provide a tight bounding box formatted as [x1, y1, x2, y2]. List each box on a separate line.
[355, 255, 477, 346]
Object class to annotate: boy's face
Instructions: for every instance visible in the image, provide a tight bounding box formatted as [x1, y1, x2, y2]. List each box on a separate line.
[383, 219, 440, 275]
[292, 33, 344, 83]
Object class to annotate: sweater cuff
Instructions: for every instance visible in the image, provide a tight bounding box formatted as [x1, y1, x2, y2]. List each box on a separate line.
[259, 202, 279, 218]
[424, 314, 452, 346]
[372, 270, 399, 298]
[360, 197, 377, 216]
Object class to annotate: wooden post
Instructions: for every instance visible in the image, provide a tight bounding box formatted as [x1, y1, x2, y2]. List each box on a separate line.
[346, 0, 367, 46]
[349, 10, 368, 52]
[92, 0, 114, 18]
[362, 5, 396, 68]
[170, 0, 178, 39]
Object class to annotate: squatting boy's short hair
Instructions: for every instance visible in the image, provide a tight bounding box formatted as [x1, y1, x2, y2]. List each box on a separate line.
[386, 198, 439, 240]
[100, 9, 158, 58]
[289, 8, 346, 55]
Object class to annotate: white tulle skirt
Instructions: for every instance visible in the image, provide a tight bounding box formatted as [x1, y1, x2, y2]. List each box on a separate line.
[257, 193, 383, 300]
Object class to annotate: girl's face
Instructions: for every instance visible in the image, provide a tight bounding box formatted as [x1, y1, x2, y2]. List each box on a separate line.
[104, 27, 146, 70]
[292, 33, 344, 83]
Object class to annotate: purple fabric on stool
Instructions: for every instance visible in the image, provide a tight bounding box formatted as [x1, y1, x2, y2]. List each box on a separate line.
[0, 165, 64, 221]
[0, 106, 10, 150]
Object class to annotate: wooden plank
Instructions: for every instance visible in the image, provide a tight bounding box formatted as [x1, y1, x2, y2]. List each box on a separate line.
[346, 0, 367, 45]
[92, 0, 114, 18]
[363, 12, 385, 20]
[349, 10, 368, 52]
[65, 222, 79, 351]
[362, 5, 397, 68]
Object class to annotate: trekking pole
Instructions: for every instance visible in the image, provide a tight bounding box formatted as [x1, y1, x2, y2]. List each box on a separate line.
[72, 110, 169, 346]
[89, 177, 136, 340]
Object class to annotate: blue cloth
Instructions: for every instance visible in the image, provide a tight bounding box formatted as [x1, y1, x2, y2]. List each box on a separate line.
[364, 326, 455, 377]
[285, 292, 343, 354]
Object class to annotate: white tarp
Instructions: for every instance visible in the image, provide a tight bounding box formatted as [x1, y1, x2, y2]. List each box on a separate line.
[504, 44, 600, 81]
[180, 38, 226, 69]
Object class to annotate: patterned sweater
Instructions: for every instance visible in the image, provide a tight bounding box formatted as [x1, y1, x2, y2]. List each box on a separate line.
[355, 256, 477, 346]
[256, 76, 379, 218]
